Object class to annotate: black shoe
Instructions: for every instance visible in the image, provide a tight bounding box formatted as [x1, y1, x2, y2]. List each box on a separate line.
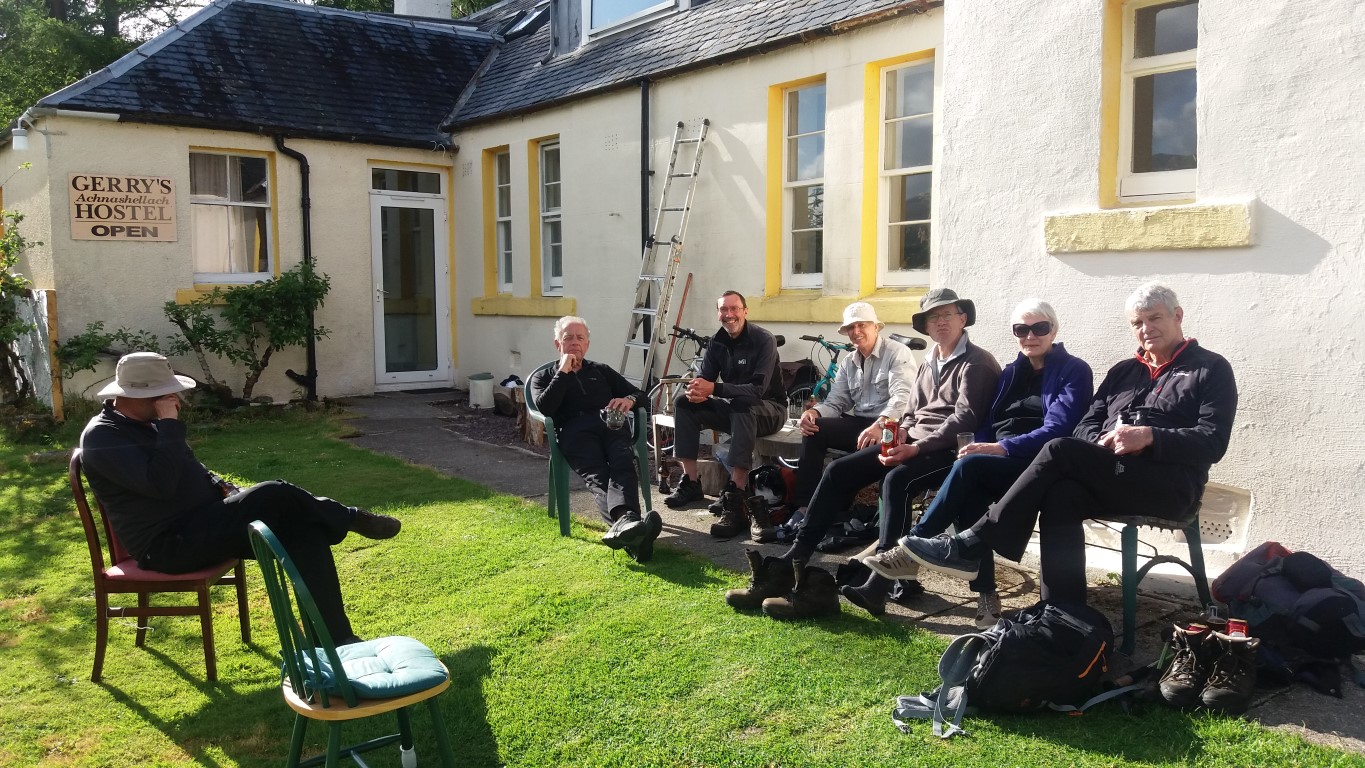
[350, 509, 401, 540]
[664, 476, 705, 509]
[601, 513, 646, 550]
[840, 572, 892, 617]
[627, 511, 664, 563]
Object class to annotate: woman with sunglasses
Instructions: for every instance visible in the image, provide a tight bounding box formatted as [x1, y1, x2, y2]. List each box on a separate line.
[847, 299, 1093, 626]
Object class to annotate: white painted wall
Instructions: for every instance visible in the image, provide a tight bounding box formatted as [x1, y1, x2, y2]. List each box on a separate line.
[938, 0, 1365, 576]
[2, 116, 457, 402]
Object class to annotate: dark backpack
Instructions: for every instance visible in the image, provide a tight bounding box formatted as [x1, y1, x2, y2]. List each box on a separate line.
[1211, 541, 1365, 660]
[894, 601, 1130, 738]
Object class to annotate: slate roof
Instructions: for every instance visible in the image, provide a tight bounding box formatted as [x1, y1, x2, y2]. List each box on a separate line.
[445, 0, 937, 128]
[41, 0, 497, 149]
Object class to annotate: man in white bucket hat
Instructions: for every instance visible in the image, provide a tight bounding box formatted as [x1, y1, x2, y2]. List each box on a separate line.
[78, 352, 400, 644]
[787, 302, 916, 523]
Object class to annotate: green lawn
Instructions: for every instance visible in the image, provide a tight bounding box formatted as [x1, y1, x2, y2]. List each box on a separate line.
[0, 407, 1357, 767]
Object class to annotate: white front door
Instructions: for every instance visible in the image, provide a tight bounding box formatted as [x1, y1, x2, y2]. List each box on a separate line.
[370, 190, 451, 388]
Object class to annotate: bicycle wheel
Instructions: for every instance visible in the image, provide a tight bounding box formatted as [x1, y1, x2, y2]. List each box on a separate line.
[646, 380, 678, 454]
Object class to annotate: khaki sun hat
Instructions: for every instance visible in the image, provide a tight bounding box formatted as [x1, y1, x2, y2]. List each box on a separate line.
[911, 288, 977, 335]
[96, 352, 196, 398]
[838, 302, 884, 335]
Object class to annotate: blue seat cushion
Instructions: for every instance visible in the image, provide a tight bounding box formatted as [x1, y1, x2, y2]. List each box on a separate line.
[300, 636, 448, 699]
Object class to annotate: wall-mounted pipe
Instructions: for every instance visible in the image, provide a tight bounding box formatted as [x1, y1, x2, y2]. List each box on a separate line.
[272, 134, 318, 402]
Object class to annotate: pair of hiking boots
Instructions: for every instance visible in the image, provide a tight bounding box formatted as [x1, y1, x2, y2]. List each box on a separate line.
[1158, 623, 1261, 714]
[724, 550, 839, 619]
[601, 510, 664, 563]
[709, 484, 778, 542]
[666, 478, 779, 542]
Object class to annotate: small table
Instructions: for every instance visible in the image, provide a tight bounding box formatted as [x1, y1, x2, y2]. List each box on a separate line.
[755, 424, 802, 464]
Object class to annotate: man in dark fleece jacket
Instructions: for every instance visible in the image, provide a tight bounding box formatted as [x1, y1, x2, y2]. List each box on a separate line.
[896, 283, 1237, 603]
[530, 316, 660, 562]
[79, 353, 400, 644]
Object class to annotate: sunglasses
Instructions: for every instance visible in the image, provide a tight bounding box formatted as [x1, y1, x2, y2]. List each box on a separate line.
[1012, 321, 1053, 338]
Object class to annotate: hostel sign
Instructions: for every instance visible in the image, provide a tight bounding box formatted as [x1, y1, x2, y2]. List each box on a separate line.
[68, 173, 177, 241]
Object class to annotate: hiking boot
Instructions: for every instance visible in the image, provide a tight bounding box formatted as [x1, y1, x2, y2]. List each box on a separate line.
[350, 508, 401, 540]
[1158, 623, 1214, 708]
[763, 560, 840, 619]
[709, 488, 746, 538]
[746, 496, 777, 543]
[862, 546, 922, 580]
[625, 511, 664, 563]
[601, 512, 646, 550]
[840, 572, 892, 617]
[664, 476, 705, 509]
[897, 533, 981, 581]
[725, 549, 796, 610]
[707, 481, 740, 516]
[974, 591, 1003, 630]
[1200, 632, 1260, 714]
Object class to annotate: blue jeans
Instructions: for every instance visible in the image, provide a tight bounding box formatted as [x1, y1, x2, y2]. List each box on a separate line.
[908, 454, 1031, 595]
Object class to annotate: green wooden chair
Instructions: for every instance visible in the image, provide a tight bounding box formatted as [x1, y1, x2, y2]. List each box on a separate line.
[247, 521, 456, 768]
[523, 361, 653, 536]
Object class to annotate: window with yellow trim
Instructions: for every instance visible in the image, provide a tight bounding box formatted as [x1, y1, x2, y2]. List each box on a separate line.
[189, 151, 271, 283]
[1118, 0, 1197, 202]
[782, 80, 825, 289]
[493, 150, 514, 292]
[878, 59, 934, 287]
[538, 140, 563, 295]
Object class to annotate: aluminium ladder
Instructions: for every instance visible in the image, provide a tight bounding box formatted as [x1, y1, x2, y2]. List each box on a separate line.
[618, 118, 710, 388]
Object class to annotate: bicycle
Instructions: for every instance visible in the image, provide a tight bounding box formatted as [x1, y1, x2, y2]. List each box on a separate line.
[786, 334, 854, 423]
[646, 325, 712, 452]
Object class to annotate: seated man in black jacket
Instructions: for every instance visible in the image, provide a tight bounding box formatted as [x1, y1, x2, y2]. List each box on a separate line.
[79, 352, 401, 645]
[530, 316, 661, 562]
[893, 283, 1238, 604]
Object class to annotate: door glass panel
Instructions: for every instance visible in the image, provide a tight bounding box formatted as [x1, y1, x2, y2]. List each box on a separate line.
[380, 206, 438, 373]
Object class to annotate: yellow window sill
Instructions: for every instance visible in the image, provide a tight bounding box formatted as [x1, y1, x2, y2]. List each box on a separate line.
[1045, 201, 1253, 253]
[472, 295, 577, 317]
[746, 289, 927, 325]
[174, 286, 232, 305]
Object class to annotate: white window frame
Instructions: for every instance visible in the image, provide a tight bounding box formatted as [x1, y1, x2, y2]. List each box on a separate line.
[494, 150, 513, 293]
[583, 0, 689, 38]
[877, 60, 935, 288]
[539, 141, 563, 296]
[1118, 0, 1197, 202]
[782, 81, 826, 290]
[189, 151, 272, 284]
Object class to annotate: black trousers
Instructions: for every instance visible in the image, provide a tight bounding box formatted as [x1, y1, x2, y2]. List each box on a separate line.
[558, 415, 641, 524]
[672, 393, 786, 472]
[972, 437, 1198, 603]
[795, 445, 954, 552]
[791, 415, 875, 508]
[140, 481, 356, 641]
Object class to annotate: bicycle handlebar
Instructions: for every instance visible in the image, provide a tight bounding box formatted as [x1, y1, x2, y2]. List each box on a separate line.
[671, 325, 710, 346]
[799, 334, 854, 352]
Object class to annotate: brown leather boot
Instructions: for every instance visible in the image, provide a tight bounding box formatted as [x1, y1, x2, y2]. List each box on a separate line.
[724, 549, 796, 610]
[1200, 631, 1260, 714]
[1158, 623, 1215, 708]
[746, 496, 777, 543]
[709, 488, 746, 538]
[762, 560, 840, 619]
